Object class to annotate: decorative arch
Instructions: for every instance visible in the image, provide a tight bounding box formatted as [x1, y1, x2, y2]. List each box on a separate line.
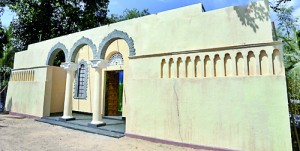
[259, 50, 269, 75]
[98, 30, 135, 59]
[46, 42, 68, 65]
[194, 56, 201, 77]
[224, 53, 232, 76]
[247, 51, 256, 76]
[69, 37, 97, 62]
[272, 49, 282, 75]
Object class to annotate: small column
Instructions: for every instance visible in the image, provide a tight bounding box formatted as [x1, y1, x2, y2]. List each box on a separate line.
[241, 52, 248, 76]
[267, 51, 274, 75]
[59, 62, 77, 121]
[200, 56, 205, 78]
[219, 54, 225, 77]
[231, 53, 237, 76]
[254, 52, 261, 75]
[88, 59, 108, 127]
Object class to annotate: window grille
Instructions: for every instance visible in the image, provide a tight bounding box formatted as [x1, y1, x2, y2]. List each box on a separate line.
[74, 60, 88, 99]
[108, 53, 124, 66]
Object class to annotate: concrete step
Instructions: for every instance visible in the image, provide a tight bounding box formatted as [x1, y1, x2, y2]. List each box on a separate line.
[36, 118, 125, 138]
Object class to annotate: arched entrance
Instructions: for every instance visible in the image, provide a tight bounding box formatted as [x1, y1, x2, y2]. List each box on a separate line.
[69, 37, 97, 113]
[98, 30, 135, 118]
[46, 43, 68, 115]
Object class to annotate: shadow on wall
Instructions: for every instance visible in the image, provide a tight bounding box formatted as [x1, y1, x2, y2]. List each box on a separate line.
[233, 1, 269, 32]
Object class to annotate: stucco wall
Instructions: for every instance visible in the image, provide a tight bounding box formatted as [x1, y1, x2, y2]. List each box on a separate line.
[5, 66, 65, 117]
[125, 43, 291, 150]
[50, 67, 66, 113]
[126, 77, 290, 151]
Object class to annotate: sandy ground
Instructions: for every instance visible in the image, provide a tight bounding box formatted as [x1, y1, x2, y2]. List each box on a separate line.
[0, 114, 201, 151]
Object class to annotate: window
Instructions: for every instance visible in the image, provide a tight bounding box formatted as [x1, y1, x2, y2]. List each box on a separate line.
[74, 60, 88, 99]
[108, 52, 124, 66]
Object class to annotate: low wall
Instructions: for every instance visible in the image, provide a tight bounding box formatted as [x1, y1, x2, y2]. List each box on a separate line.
[5, 66, 66, 117]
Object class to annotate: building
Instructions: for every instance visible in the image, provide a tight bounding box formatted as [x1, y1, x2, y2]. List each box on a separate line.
[4, 1, 292, 150]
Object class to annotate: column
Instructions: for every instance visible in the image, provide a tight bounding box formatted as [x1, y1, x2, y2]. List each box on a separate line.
[267, 51, 274, 75]
[59, 62, 77, 121]
[219, 54, 225, 77]
[241, 52, 248, 76]
[88, 59, 108, 127]
[254, 51, 261, 75]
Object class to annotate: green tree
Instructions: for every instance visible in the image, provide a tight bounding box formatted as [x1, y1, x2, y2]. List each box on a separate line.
[276, 6, 300, 72]
[106, 8, 150, 23]
[7, 0, 109, 51]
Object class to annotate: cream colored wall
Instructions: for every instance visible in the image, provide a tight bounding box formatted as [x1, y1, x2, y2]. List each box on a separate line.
[5, 66, 58, 117]
[13, 1, 272, 69]
[125, 43, 291, 150]
[50, 67, 66, 113]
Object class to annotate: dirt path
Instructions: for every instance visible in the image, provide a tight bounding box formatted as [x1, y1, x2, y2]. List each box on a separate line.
[0, 114, 200, 151]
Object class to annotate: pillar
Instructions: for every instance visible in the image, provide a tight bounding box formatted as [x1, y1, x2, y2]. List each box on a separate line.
[59, 62, 77, 121]
[254, 51, 261, 75]
[88, 59, 108, 127]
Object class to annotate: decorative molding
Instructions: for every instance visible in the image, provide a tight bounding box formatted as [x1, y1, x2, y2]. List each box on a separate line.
[60, 62, 77, 71]
[69, 37, 97, 62]
[73, 60, 88, 99]
[46, 42, 68, 65]
[128, 41, 282, 59]
[108, 52, 124, 66]
[97, 30, 136, 59]
[88, 59, 108, 69]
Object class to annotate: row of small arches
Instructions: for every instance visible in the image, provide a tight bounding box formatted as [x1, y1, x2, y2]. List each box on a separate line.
[160, 49, 282, 78]
[11, 70, 35, 81]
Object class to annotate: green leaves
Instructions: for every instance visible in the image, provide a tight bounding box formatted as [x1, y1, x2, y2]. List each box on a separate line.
[8, 0, 110, 51]
[106, 8, 150, 23]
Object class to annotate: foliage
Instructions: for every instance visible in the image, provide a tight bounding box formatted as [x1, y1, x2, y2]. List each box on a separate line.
[270, 0, 292, 12]
[7, 0, 109, 51]
[275, 6, 300, 72]
[106, 8, 150, 23]
[287, 71, 300, 100]
[0, 27, 13, 87]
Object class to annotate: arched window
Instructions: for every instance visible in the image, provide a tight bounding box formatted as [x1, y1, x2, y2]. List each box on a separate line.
[108, 52, 124, 66]
[74, 60, 88, 99]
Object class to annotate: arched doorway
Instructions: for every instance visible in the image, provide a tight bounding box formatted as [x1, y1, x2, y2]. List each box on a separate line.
[103, 40, 128, 117]
[46, 43, 68, 115]
[98, 30, 135, 118]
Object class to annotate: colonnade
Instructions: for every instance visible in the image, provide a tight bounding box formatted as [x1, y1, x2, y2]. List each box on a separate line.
[59, 59, 108, 127]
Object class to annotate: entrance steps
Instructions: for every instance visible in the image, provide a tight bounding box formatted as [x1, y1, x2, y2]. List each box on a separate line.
[36, 116, 125, 138]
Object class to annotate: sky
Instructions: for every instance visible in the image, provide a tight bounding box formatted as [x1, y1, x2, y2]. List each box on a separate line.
[1, 0, 300, 27]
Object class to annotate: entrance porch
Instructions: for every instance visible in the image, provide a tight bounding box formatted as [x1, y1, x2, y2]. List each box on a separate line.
[36, 112, 125, 138]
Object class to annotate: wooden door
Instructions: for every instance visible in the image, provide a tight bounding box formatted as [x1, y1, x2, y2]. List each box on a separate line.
[105, 71, 119, 116]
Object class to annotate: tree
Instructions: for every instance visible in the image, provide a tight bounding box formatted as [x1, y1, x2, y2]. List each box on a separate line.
[7, 0, 109, 51]
[106, 8, 150, 23]
[275, 6, 300, 72]
[270, 0, 292, 12]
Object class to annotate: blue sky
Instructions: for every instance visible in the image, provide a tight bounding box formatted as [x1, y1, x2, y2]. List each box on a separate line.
[1, 0, 300, 27]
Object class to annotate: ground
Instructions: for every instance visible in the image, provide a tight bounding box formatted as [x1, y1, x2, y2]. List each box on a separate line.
[0, 114, 200, 151]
